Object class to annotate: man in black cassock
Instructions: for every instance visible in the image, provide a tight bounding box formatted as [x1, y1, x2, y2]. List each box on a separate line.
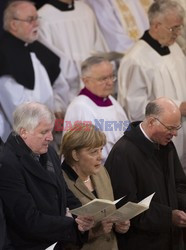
[105, 97, 186, 250]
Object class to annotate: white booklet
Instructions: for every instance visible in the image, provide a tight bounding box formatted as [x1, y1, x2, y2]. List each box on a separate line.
[107, 193, 155, 221]
[70, 193, 155, 222]
[45, 242, 57, 250]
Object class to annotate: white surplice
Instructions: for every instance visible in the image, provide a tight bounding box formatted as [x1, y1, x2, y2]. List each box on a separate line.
[118, 40, 186, 171]
[63, 95, 129, 162]
[38, 1, 108, 102]
[0, 53, 69, 141]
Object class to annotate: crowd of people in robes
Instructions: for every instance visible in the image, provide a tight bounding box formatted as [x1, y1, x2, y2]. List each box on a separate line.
[1, 0, 186, 249]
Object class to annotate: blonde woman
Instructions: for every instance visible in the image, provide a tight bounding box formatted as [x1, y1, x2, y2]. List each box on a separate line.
[60, 123, 130, 250]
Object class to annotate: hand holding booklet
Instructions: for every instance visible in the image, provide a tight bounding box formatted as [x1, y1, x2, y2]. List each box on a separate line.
[70, 193, 155, 222]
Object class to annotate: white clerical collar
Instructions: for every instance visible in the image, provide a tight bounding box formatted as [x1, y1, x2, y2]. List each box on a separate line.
[139, 122, 153, 143]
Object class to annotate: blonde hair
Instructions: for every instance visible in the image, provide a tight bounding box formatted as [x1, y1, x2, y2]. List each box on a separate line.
[60, 123, 106, 165]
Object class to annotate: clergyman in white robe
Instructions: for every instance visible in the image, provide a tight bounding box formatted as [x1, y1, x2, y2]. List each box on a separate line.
[38, 0, 108, 102]
[118, 34, 186, 172]
[63, 90, 129, 163]
[0, 53, 69, 141]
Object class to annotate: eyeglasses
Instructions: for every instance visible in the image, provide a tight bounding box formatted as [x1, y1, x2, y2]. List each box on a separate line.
[13, 16, 40, 24]
[160, 23, 183, 33]
[153, 117, 182, 132]
[87, 75, 117, 84]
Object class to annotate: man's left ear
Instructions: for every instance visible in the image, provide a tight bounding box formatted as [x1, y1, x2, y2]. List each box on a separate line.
[82, 76, 90, 86]
[149, 117, 156, 128]
[10, 19, 18, 32]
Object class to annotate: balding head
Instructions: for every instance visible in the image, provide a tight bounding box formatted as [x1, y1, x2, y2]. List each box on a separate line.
[145, 97, 181, 119]
[142, 97, 181, 145]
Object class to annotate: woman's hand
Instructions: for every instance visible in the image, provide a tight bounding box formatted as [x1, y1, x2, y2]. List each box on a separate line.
[101, 219, 114, 234]
[75, 215, 94, 232]
[114, 220, 130, 234]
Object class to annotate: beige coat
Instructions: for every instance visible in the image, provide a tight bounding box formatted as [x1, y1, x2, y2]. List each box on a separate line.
[62, 164, 118, 250]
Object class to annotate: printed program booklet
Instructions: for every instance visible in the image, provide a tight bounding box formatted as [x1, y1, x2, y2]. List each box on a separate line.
[70, 193, 155, 222]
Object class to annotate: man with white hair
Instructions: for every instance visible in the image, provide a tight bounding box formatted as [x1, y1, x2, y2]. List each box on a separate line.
[0, 102, 94, 249]
[0, 0, 69, 141]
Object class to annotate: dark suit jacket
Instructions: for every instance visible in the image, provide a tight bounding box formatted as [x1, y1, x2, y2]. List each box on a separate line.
[0, 137, 3, 151]
[0, 137, 14, 250]
[0, 199, 6, 250]
[0, 138, 6, 250]
[0, 199, 15, 250]
[105, 122, 186, 250]
[0, 133, 83, 250]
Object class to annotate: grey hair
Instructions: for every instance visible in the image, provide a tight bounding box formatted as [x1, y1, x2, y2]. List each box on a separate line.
[13, 102, 55, 134]
[148, 0, 184, 25]
[81, 56, 110, 77]
[3, 0, 35, 31]
[145, 101, 164, 117]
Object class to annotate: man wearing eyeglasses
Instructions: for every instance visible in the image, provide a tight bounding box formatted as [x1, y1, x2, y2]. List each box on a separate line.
[63, 56, 128, 163]
[106, 97, 186, 250]
[0, 0, 69, 141]
[118, 0, 186, 173]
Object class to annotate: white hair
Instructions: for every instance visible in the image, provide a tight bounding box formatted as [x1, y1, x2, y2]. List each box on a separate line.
[13, 102, 55, 134]
[3, 0, 35, 31]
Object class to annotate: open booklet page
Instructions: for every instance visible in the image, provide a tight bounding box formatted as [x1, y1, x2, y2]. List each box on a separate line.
[106, 193, 155, 222]
[70, 193, 155, 222]
[45, 242, 57, 250]
[70, 196, 124, 222]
